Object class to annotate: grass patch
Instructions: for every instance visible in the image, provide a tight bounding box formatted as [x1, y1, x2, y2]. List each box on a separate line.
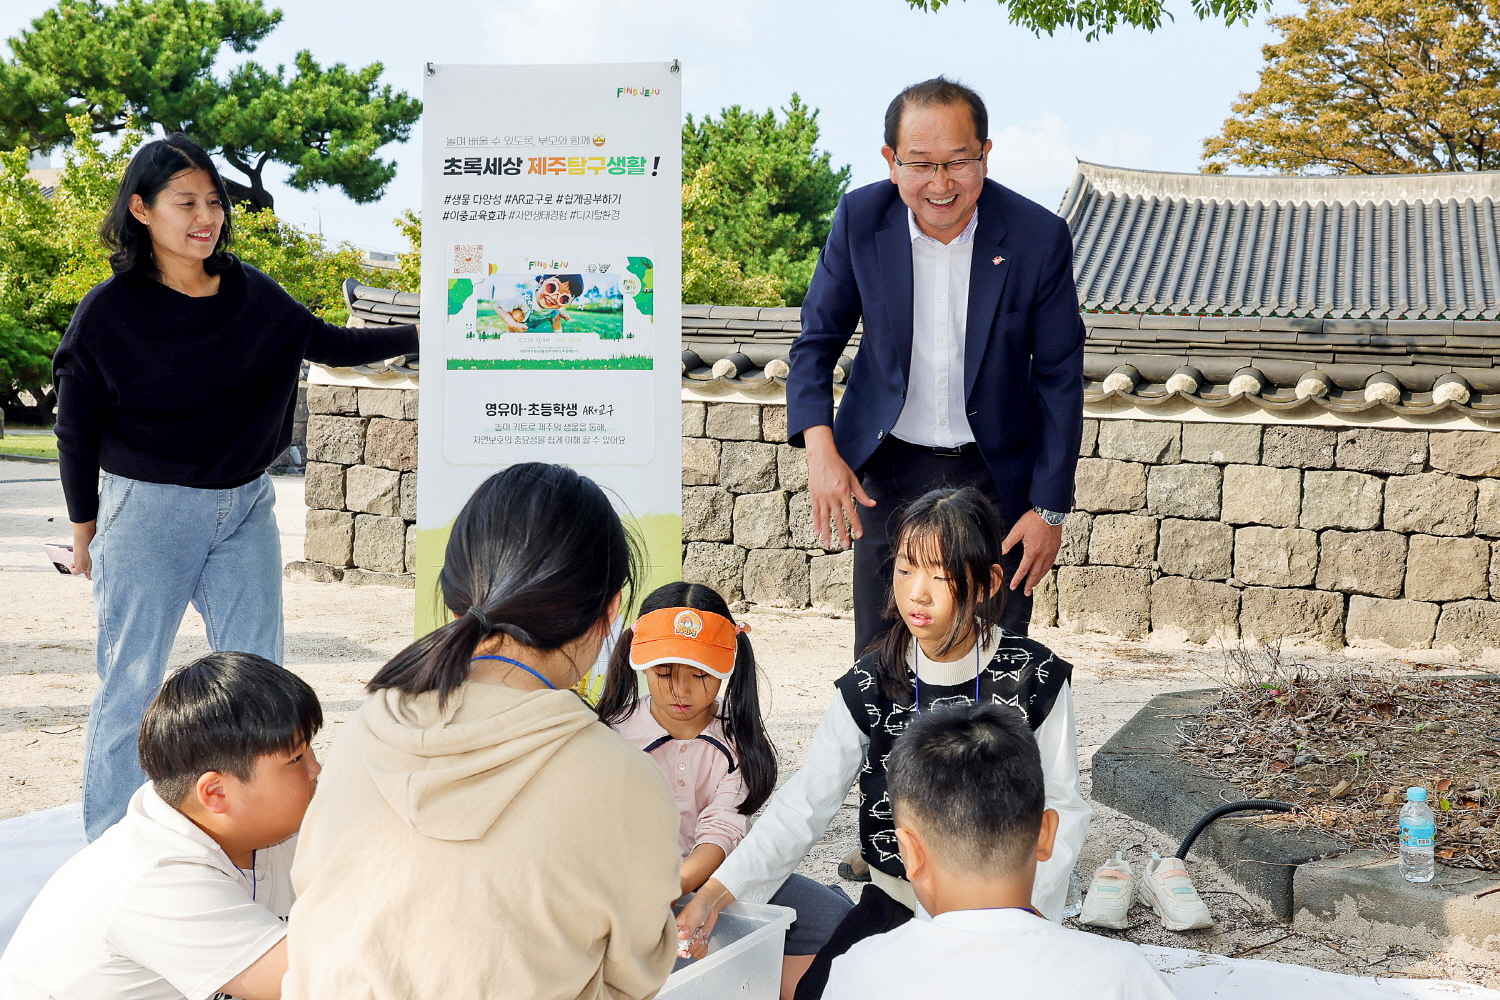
[0, 433, 58, 460]
[447, 356, 653, 370]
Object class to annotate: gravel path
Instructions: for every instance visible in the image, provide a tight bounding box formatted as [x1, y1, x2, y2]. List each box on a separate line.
[1, 460, 1494, 987]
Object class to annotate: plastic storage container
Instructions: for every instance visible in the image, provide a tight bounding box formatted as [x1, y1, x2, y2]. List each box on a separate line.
[658, 900, 795, 1000]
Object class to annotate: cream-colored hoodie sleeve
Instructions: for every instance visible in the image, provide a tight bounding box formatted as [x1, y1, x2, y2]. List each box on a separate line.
[598, 742, 683, 999]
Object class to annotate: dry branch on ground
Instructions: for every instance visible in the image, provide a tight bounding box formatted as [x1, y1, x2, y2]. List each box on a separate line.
[1181, 646, 1500, 871]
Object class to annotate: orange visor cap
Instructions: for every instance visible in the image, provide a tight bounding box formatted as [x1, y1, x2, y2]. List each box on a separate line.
[629, 607, 738, 678]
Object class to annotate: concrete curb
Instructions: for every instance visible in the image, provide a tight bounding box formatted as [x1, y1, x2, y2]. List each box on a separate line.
[0, 453, 58, 465]
[1095, 688, 1500, 943]
[1093, 688, 1344, 920]
[1296, 850, 1500, 948]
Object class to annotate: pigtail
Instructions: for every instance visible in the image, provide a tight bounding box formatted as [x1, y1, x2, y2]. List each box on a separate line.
[720, 631, 777, 814]
[594, 625, 642, 726]
[367, 605, 494, 708]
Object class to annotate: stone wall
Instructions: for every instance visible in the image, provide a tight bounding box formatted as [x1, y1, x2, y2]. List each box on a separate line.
[269, 381, 310, 472]
[284, 383, 418, 587]
[1044, 419, 1500, 653]
[294, 386, 1500, 655]
[680, 400, 854, 611]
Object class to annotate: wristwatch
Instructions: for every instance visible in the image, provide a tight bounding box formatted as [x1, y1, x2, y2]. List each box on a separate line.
[1031, 506, 1067, 526]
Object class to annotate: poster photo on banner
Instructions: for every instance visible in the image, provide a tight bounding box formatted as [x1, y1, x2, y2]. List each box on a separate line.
[416, 62, 683, 646]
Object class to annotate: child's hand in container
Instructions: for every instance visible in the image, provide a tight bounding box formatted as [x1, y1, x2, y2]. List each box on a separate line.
[675, 878, 734, 959]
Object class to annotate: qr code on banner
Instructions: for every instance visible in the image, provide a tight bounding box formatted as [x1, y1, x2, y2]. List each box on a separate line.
[453, 245, 483, 274]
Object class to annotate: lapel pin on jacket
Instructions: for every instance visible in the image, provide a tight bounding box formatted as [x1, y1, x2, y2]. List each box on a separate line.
[992, 255, 1005, 265]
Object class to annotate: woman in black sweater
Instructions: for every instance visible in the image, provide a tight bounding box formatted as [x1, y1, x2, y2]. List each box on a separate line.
[54, 134, 418, 839]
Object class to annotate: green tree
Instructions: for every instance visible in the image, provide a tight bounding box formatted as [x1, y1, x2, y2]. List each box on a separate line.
[0, 116, 138, 420]
[1, 0, 420, 210]
[682, 221, 785, 307]
[905, 0, 1265, 41]
[389, 208, 421, 295]
[233, 209, 378, 325]
[1203, 0, 1500, 174]
[682, 96, 849, 305]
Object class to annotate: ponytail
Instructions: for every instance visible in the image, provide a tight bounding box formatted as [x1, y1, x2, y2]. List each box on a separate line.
[722, 629, 775, 814]
[368, 462, 640, 705]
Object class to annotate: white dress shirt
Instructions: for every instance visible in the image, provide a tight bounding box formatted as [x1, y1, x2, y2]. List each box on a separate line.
[711, 629, 1091, 921]
[890, 208, 978, 450]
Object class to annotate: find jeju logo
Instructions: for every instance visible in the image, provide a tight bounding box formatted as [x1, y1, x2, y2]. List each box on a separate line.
[617, 86, 661, 97]
[673, 610, 703, 638]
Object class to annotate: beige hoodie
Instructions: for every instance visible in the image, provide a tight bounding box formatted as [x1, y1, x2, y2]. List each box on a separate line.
[285, 680, 681, 1000]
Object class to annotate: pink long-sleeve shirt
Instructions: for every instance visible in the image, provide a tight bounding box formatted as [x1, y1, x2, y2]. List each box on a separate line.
[613, 699, 749, 858]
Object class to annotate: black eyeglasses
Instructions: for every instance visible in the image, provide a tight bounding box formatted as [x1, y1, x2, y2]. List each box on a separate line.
[892, 155, 985, 181]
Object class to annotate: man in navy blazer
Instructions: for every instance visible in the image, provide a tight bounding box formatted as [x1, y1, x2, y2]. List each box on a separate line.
[786, 77, 1084, 652]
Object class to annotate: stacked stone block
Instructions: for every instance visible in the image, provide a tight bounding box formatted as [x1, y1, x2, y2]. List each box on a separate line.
[1046, 420, 1500, 653]
[287, 384, 418, 587]
[681, 401, 853, 610]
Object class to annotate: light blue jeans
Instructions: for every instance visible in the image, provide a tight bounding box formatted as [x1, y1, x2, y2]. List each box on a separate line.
[83, 473, 283, 840]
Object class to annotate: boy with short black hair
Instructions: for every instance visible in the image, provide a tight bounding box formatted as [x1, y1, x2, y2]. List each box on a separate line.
[0, 652, 322, 1000]
[822, 704, 1175, 1000]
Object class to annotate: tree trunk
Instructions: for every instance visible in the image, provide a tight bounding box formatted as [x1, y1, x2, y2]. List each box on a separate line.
[223, 176, 275, 213]
[0, 385, 57, 427]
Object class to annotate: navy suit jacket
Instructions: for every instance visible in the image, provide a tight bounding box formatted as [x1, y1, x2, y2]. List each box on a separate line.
[786, 178, 1085, 519]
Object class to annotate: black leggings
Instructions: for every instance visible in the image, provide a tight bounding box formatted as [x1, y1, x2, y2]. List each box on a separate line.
[792, 884, 913, 1000]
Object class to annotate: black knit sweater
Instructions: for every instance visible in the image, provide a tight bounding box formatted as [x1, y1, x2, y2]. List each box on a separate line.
[53, 261, 418, 522]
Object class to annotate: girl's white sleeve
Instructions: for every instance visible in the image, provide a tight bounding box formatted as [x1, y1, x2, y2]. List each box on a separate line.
[1030, 680, 1092, 921]
[712, 697, 868, 904]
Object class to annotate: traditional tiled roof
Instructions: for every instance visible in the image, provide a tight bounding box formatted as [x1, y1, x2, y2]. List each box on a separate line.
[681, 304, 859, 390]
[1080, 312, 1500, 415]
[1060, 161, 1500, 321]
[340, 212, 1500, 417]
[341, 278, 420, 377]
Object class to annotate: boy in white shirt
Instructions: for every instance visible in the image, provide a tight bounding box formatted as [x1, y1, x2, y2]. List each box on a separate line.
[822, 703, 1175, 1000]
[0, 652, 322, 1000]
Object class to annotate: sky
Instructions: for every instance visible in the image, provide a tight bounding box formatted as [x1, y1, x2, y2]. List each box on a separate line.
[2, 0, 1290, 253]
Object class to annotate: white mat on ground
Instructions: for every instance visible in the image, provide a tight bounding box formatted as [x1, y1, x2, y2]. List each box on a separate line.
[1146, 945, 1500, 998]
[0, 803, 87, 951]
[1, 805, 1496, 998]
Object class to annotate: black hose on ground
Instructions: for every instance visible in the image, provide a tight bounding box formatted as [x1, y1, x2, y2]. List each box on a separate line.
[1176, 800, 1295, 861]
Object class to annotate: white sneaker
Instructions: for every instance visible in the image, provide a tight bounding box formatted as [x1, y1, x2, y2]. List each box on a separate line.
[1138, 852, 1214, 931]
[1079, 851, 1135, 929]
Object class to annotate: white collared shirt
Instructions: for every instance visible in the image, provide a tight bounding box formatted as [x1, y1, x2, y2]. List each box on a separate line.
[890, 208, 979, 450]
[0, 784, 293, 1000]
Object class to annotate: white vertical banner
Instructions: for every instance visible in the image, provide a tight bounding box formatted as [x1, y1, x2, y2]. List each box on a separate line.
[415, 62, 683, 650]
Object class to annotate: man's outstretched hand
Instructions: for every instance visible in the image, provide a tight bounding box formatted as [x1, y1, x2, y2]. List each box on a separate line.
[804, 425, 875, 549]
[1001, 510, 1063, 596]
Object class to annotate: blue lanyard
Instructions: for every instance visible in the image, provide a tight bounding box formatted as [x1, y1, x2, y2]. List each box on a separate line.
[471, 654, 556, 690]
[234, 850, 258, 902]
[912, 639, 982, 714]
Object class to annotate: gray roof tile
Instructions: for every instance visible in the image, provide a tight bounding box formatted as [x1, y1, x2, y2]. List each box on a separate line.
[1060, 161, 1500, 321]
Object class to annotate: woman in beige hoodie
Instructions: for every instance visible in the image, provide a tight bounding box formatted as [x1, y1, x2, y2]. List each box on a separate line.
[285, 462, 681, 1000]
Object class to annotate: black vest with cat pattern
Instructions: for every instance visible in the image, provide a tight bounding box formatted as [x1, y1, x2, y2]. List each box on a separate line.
[834, 629, 1071, 881]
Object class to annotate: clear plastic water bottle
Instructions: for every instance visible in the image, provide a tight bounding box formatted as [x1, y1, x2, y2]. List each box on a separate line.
[1062, 864, 1083, 918]
[1399, 786, 1436, 883]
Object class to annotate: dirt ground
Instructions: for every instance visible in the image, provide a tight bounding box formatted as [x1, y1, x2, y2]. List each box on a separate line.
[2, 460, 1496, 988]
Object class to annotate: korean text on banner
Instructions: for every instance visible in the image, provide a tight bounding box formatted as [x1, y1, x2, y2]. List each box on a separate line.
[415, 63, 683, 663]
